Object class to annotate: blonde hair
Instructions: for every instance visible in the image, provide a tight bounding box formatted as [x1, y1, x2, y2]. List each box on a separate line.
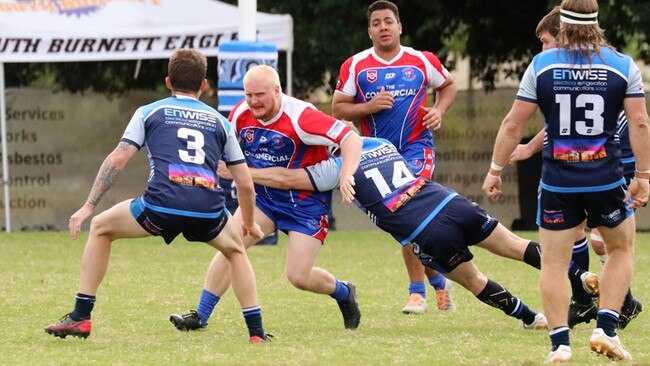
[558, 0, 611, 59]
[243, 65, 282, 91]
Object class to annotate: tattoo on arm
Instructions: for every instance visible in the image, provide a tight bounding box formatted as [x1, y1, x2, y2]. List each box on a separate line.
[87, 142, 130, 206]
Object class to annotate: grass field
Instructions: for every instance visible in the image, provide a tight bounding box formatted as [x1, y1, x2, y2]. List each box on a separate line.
[1, 230, 648, 365]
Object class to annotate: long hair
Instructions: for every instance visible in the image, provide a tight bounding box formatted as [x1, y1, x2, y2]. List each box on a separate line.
[557, 0, 611, 60]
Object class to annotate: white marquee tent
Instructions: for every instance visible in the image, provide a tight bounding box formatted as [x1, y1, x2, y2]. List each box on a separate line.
[0, 0, 294, 231]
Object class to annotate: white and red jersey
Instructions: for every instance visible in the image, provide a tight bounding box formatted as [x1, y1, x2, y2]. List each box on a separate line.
[229, 94, 353, 207]
[335, 46, 449, 152]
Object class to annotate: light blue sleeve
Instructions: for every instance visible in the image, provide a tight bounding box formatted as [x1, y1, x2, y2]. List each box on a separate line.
[626, 61, 645, 97]
[223, 123, 245, 163]
[304, 157, 342, 192]
[516, 62, 537, 102]
[120, 108, 145, 148]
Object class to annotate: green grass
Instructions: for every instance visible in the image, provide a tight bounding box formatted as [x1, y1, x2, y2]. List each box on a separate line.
[1, 231, 648, 365]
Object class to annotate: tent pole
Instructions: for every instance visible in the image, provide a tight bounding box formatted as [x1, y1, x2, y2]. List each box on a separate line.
[0, 63, 11, 232]
[286, 50, 292, 96]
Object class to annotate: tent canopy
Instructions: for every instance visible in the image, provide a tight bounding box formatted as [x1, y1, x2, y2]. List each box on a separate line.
[0, 0, 294, 63]
[0, 0, 293, 232]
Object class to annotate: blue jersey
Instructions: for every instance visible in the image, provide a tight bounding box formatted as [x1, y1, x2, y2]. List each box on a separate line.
[306, 137, 461, 245]
[121, 95, 244, 218]
[517, 47, 645, 192]
[615, 111, 635, 181]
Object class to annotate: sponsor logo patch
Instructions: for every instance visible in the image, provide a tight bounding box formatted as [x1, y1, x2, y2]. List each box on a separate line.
[326, 121, 346, 139]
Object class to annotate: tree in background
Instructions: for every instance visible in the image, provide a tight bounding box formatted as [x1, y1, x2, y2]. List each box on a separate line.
[5, 1, 649, 98]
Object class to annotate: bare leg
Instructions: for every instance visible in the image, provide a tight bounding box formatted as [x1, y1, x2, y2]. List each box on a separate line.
[78, 200, 149, 295]
[202, 207, 275, 296]
[539, 227, 575, 330]
[285, 231, 336, 294]
[595, 216, 635, 313]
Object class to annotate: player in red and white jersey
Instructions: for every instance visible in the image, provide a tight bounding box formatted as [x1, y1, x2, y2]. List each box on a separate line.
[171, 65, 364, 332]
[332, 0, 458, 315]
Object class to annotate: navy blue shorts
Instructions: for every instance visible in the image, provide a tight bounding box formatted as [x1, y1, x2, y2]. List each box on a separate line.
[537, 186, 633, 230]
[130, 197, 229, 244]
[411, 196, 499, 273]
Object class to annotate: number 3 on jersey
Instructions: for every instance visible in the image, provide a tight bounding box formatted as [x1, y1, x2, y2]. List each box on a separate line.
[178, 127, 206, 164]
[364, 160, 415, 197]
[555, 93, 604, 136]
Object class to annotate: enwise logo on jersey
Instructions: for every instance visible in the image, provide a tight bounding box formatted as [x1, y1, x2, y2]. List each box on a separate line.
[402, 67, 416, 81]
[367, 69, 378, 83]
[244, 129, 254, 143]
[164, 108, 217, 123]
[552, 68, 608, 81]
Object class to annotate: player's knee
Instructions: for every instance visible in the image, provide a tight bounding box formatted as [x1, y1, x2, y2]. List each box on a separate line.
[88, 214, 115, 239]
[286, 271, 310, 290]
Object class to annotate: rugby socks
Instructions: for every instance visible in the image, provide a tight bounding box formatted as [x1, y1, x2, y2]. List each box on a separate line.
[409, 281, 426, 298]
[476, 279, 536, 325]
[72, 292, 96, 320]
[197, 289, 221, 327]
[568, 237, 591, 304]
[428, 273, 446, 291]
[242, 305, 265, 338]
[596, 309, 619, 337]
[549, 327, 570, 351]
[330, 280, 351, 302]
[523, 241, 541, 269]
[571, 237, 590, 270]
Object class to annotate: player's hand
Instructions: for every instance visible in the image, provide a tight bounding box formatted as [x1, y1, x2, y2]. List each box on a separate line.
[420, 106, 444, 131]
[68, 204, 94, 240]
[482, 174, 502, 202]
[339, 174, 356, 204]
[217, 160, 233, 180]
[367, 86, 394, 113]
[625, 178, 649, 209]
[508, 144, 533, 165]
[242, 222, 265, 241]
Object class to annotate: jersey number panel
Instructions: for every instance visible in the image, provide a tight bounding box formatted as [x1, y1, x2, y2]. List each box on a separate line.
[363, 160, 414, 197]
[553, 94, 607, 162]
[178, 127, 206, 164]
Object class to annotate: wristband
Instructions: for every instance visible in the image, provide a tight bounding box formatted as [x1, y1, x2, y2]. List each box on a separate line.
[490, 162, 504, 172]
[636, 168, 650, 174]
[487, 172, 501, 178]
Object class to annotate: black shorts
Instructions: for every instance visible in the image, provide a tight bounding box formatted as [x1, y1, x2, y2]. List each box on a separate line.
[130, 197, 229, 244]
[411, 196, 499, 273]
[537, 186, 632, 230]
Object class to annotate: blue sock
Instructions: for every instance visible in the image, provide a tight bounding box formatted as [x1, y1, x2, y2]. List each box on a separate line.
[549, 327, 570, 351]
[329, 280, 350, 302]
[196, 289, 220, 327]
[242, 306, 265, 338]
[72, 293, 96, 320]
[428, 273, 446, 291]
[409, 281, 426, 298]
[596, 309, 619, 337]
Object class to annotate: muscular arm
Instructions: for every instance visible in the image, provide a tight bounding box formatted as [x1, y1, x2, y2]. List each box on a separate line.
[338, 132, 363, 203]
[331, 90, 393, 120]
[86, 141, 138, 207]
[228, 162, 264, 239]
[68, 141, 138, 239]
[624, 97, 650, 207]
[482, 100, 538, 201]
[508, 128, 545, 164]
[249, 167, 314, 190]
